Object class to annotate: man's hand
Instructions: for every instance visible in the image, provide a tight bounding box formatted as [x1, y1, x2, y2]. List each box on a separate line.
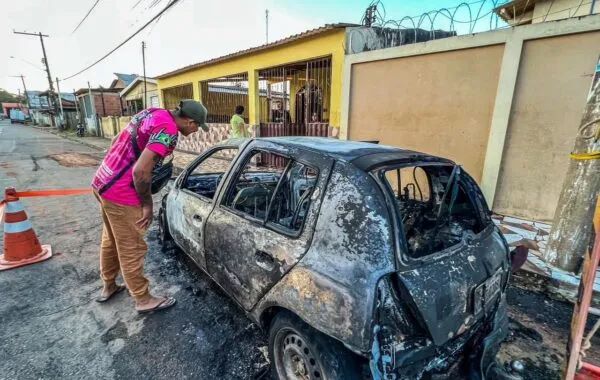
[133, 148, 161, 230]
[136, 204, 153, 230]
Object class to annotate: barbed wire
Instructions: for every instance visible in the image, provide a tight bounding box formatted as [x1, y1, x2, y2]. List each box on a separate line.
[351, 0, 594, 53]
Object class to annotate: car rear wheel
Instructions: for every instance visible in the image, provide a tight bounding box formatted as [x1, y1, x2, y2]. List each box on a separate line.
[269, 311, 363, 380]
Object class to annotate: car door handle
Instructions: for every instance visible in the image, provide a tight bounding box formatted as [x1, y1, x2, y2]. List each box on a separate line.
[193, 214, 203, 222]
[255, 250, 275, 271]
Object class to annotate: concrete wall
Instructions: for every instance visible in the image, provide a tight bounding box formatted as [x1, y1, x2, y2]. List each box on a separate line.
[100, 116, 132, 138]
[493, 31, 600, 220]
[342, 15, 600, 221]
[348, 45, 504, 182]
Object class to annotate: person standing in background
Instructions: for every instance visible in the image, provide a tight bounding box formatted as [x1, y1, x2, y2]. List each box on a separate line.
[230, 105, 249, 138]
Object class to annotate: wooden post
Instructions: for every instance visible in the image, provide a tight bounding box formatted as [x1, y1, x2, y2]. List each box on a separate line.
[564, 198, 600, 379]
[543, 57, 600, 273]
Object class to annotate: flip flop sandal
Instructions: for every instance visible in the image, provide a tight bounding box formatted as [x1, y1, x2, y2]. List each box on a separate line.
[95, 285, 127, 303]
[137, 297, 177, 314]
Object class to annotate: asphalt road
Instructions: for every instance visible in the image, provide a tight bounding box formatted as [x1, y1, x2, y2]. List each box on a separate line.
[0, 121, 598, 380]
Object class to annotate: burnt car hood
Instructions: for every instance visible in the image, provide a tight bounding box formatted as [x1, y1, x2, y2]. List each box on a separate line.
[396, 228, 509, 346]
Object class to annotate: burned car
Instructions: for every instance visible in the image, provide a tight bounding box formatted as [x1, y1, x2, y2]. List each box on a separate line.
[158, 137, 513, 379]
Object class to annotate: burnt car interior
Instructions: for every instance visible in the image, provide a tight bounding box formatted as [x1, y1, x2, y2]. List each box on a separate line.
[224, 150, 317, 232]
[384, 165, 486, 258]
[183, 148, 239, 199]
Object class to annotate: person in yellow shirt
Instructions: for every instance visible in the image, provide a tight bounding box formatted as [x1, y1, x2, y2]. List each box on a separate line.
[230, 105, 249, 138]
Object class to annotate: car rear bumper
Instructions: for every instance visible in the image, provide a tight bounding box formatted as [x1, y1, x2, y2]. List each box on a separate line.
[384, 295, 516, 379]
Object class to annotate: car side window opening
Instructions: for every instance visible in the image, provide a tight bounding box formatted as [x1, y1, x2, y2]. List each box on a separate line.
[183, 148, 239, 200]
[384, 165, 485, 258]
[267, 162, 318, 232]
[223, 150, 318, 233]
[224, 151, 290, 221]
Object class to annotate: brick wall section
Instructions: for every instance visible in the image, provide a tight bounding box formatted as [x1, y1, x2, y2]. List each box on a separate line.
[93, 93, 122, 116]
[176, 123, 256, 154]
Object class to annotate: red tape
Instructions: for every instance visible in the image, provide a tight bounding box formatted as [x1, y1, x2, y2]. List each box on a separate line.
[15, 188, 93, 197]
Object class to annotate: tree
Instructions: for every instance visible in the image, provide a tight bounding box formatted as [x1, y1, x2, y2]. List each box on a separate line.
[0, 88, 24, 104]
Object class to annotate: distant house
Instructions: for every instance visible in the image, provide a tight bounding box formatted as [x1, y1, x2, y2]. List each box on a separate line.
[25, 90, 76, 126]
[495, 0, 599, 25]
[120, 76, 158, 115]
[26, 90, 50, 110]
[75, 87, 122, 118]
[1, 102, 28, 118]
[110, 73, 138, 90]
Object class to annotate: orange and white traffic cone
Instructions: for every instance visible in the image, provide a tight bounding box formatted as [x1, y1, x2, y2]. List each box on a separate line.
[0, 187, 52, 271]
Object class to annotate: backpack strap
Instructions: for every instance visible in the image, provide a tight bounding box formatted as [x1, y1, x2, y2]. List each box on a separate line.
[97, 109, 159, 195]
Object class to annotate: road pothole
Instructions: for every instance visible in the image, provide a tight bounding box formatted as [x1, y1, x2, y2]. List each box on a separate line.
[48, 152, 100, 167]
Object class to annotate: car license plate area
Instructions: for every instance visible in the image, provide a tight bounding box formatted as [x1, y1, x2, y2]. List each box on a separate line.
[473, 270, 502, 315]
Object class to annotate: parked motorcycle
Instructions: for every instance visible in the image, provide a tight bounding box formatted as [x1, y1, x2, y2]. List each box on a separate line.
[76, 123, 85, 137]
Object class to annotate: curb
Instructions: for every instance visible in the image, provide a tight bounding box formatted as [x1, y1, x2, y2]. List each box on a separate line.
[34, 126, 109, 152]
[33, 125, 191, 173]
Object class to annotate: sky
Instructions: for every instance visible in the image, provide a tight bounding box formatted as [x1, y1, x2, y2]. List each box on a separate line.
[0, 0, 505, 95]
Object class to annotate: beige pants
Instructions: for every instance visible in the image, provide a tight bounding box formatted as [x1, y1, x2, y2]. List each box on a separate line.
[94, 192, 149, 300]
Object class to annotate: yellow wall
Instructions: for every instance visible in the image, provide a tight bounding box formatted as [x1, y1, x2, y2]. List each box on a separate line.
[157, 29, 346, 128]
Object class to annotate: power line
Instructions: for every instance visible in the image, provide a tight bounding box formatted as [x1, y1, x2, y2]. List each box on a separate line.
[72, 0, 102, 34]
[62, 0, 180, 81]
[9, 56, 45, 71]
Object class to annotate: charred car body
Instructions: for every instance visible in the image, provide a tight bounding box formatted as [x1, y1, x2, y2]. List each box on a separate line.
[159, 137, 513, 379]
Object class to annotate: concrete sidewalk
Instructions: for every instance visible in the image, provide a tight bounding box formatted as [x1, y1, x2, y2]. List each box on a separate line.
[34, 126, 197, 173]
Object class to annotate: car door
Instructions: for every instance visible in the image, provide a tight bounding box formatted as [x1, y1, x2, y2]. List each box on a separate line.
[204, 142, 332, 311]
[167, 146, 239, 269]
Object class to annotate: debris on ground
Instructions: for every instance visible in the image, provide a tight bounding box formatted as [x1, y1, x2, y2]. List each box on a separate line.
[48, 152, 101, 167]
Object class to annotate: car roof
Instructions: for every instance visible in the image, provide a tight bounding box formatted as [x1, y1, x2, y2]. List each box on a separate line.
[215, 137, 454, 171]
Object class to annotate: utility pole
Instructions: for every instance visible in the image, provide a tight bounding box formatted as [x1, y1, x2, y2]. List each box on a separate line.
[73, 88, 81, 125]
[142, 41, 147, 109]
[55, 77, 65, 128]
[543, 56, 600, 273]
[265, 9, 269, 43]
[9, 75, 29, 108]
[364, 5, 377, 27]
[13, 31, 57, 126]
[88, 81, 100, 137]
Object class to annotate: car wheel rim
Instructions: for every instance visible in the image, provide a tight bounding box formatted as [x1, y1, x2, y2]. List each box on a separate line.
[275, 329, 323, 380]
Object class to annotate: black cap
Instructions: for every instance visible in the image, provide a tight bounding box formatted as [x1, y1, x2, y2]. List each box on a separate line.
[178, 99, 209, 132]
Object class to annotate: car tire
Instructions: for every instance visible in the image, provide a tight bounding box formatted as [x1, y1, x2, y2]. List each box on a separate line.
[269, 311, 363, 380]
[157, 207, 173, 251]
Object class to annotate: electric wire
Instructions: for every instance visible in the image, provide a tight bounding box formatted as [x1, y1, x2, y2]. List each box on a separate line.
[61, 0, 180, 81]
[72, 0, 101, 34]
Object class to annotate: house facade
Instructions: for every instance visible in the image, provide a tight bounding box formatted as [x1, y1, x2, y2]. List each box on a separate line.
[120, 76, 159, 115]
[495, 0, 599, 25]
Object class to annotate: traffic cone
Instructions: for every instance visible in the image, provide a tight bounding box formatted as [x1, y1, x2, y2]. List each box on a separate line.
[0, 187, 52, 271]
